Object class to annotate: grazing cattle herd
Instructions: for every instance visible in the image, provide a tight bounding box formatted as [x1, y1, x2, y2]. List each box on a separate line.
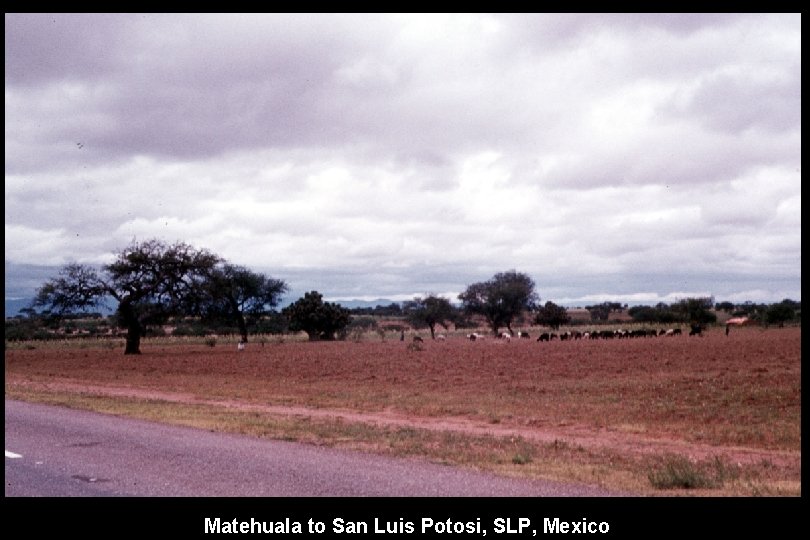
[444, 326, 705, 343]
[533, 327, 694, 341]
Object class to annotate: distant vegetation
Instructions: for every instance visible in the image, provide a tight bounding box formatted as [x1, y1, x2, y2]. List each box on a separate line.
[282, 291, 351, 341]
[403, 295, 456, 339]
[534, 301, 571, 330]
[8, 295, 800, 345]
[457, 270, 539, 336]
[7, 238, 801, 346]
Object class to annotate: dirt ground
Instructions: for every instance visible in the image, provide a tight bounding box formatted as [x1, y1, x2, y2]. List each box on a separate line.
[5, 325, 801, 494]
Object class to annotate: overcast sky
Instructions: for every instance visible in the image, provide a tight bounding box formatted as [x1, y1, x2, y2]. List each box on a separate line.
[4, 13, 801, 309]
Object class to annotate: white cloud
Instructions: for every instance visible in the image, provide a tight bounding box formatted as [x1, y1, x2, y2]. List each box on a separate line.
[4, 224, 107, 266]
[558, 291, 715, 307]
[4, 14, 801, 305]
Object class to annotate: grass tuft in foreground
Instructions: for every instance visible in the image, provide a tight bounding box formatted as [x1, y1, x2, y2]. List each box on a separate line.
[647, 454, 740, 490]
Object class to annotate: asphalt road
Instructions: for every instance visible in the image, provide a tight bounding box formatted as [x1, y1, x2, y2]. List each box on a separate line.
[5, 399, 626, 497]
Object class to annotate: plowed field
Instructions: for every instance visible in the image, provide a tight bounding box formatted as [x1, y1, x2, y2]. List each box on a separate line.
[5, 325, 801, 495]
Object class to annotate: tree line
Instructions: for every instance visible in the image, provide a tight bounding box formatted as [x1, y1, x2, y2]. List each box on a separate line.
[15, 239, 801, 354]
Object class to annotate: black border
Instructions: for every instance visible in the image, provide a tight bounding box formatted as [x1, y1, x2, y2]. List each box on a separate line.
[2, 496, 803, 538]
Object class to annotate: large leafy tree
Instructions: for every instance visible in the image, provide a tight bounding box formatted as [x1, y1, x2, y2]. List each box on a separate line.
[403, 295, 456, 339]
[671, 297, 717, 325]
[197, 264, 288, 343]
[715, 301, 735, 313]
[585, 301, 625, 321]
[32, 239, 221, 354]
[282, 291, 351, 341]
[534, 301, 570, 330]
[458, 270, 539, 336]
[764, 300, 798, 327]
[31, 263, 108, 318]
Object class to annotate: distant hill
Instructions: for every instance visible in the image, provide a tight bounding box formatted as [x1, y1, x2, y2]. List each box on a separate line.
[5, 297, 115, 319]
[330, 299, 403, 310]
[5, 297, 401, 318]
[5, 298, 33, 318]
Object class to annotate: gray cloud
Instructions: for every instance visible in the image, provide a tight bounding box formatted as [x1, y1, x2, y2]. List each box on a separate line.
[4, 13, 135, 85]
[679, 68, 801, 134]
[4, 13, 801, 307]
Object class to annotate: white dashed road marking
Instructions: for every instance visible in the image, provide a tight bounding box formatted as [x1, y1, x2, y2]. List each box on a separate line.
[5, 450, 23, 459]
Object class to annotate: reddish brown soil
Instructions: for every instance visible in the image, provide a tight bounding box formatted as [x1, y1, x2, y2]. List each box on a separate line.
[5, 326, 801, 477]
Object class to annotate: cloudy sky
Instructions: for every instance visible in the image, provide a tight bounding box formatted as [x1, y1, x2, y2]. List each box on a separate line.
[4, 13, 801, 311]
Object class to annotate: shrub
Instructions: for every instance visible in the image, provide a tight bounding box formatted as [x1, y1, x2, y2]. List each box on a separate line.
[5, 322, 38, 341]
[350, 327, 365, 343]
[648, 454, 727, 490]
[172, 324, 208, 337]
[143, 326, 166, 337]
[512, 453, 533, 465]
[348, 316, 378, 331]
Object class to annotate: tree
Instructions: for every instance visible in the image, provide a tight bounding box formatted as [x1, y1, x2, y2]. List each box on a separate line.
[764, 301, 797, 327]
[715, 301, 735, 312]
[31, 263, 108, 319]
[671, 297, 717, 325]
[197, 264, 288, 343]
[628, 304, 679, 324]
[32, 239, 221, 355]
[627, 305, 657, 323]
[534, 301, 570, 330]
[585, 303, 608, 321]
[585, 301, 623, 321]
[403, 295, 456, 339]
[733, 301, 767, 319]
[282, 291, 351, 341]
[458, 270, 539, 336]
[377, 303, 403, 316]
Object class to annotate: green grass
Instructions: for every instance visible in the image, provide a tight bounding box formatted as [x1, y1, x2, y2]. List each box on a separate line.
[647, 454, 742, 490]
